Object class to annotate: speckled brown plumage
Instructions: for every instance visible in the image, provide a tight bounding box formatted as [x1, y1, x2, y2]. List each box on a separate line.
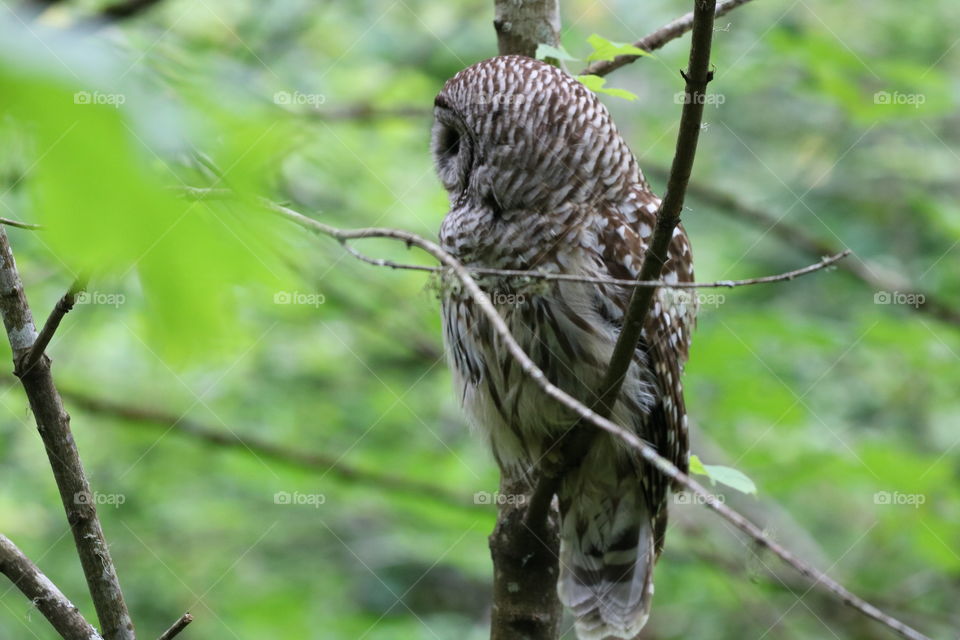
[432, 55, 696, 640]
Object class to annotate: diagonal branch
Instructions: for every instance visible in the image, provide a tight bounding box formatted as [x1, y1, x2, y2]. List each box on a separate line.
[524, 0, 716, 544]
[20, 279, 84, 375]
[247, 197, 931, 640]
[648, 167, 960, 327]
[180, 184, 851, 291]
[156, 612, 192, 640]
[582, 0, 757, 77]
[0, 533, 105, 640]
[0, 228, 135, 640]
[59, 388, 483, 513]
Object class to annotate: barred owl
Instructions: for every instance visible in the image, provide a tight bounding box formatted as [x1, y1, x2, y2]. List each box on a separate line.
[433, 56, 696, 639]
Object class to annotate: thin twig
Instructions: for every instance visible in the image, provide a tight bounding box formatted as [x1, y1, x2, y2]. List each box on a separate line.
[0, 217, 43, 230]
[157, 612, 193, 640]
[60, 388, 483, 513]
[0, 228, 136, 640]
[526, 0, 718, 528]
[582, 0, 757, 77]
[180, 185, 849, 291]
[258, 200, 931, 640]
[647, 166, 960, 327]
[0, 533, 105, 640]
[20, 279, 84, 375]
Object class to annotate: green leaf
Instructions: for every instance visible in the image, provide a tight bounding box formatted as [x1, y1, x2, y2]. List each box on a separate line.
[576, 75, 637, 101]
[535, 43, 579, 62]
[585, 33, 652, 63]
[689, 455, 758, 495]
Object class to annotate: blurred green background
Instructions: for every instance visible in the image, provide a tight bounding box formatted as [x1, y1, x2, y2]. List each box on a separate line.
[0, 0, 958, 638]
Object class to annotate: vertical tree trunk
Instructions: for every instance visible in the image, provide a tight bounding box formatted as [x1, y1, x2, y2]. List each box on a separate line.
[493, 0, 561, 58]
[487, 6, 565, 638]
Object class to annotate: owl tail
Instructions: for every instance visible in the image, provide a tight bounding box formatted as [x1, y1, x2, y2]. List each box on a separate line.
[557, 474, 657, 640]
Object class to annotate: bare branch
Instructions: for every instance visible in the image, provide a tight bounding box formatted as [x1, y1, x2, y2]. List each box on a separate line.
[0, 228, 135, 640]
[179, 187, 851, 291]
[649, 167, 960, 327]
[157, 613, 192, 640]
[526, 0, 717, 535]
[60, 388, 483, 513]
[582, 0, 758, 77]
[0, 217, 43, 230]
[253, 199, 931, 640]
[20, 279, 84, 375]
[0, 533, 105, 640]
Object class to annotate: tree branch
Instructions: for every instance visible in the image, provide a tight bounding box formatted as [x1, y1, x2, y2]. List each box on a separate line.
[20, 279, 84, 375]
[582, 0, 757, 77]
[180, 185, 851, 291]
[525, 0, 716, 552]
[0, 228, 135, 640]
[243, 197, 931, 640]
[0, 217, 43, 230]
[492, 0, 561, 58]
[58, 387, 483, 513]
[647, 166, 960, 327]
[156, 612, 192, 640]
[0, 533, 105, 640]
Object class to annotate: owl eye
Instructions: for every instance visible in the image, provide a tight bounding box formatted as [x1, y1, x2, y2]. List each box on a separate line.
[438, 126, 461, 158]
[431, 118, 471, 194]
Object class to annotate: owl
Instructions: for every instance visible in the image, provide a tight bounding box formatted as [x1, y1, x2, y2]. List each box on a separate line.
[432, 56, 696, 639]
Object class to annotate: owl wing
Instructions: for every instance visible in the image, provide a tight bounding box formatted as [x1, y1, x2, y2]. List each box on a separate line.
[596, 191, 696, 550]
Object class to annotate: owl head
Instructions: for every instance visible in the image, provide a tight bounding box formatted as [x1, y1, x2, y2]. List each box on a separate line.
[431, 55, 643, 218]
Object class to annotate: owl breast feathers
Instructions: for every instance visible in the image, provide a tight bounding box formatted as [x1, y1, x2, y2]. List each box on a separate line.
[433, 55, 696, 640]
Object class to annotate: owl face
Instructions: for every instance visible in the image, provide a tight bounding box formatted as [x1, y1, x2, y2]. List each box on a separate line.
[431, 56, 642, 220]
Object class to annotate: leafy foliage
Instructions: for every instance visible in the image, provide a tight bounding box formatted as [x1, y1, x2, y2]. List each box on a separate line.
[0, 1, 958, 639]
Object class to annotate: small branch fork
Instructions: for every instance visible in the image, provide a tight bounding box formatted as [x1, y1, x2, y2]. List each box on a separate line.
[0, 227, 136, 640]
